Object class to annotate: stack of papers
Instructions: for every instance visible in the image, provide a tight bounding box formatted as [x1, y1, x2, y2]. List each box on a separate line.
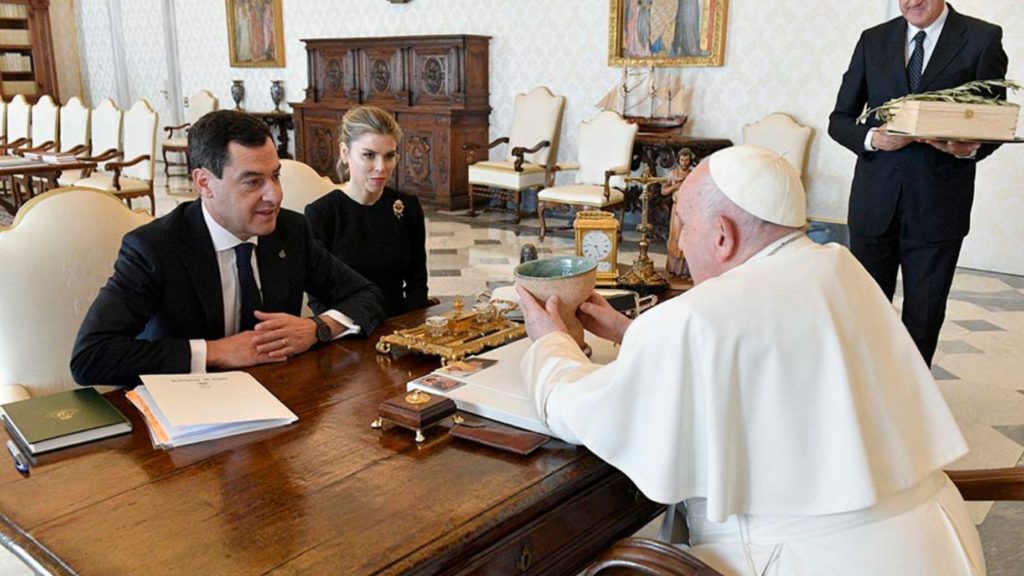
[23, 151, 78, 164]
[407, 335, 620, 435]
[126, 371, 297, 449]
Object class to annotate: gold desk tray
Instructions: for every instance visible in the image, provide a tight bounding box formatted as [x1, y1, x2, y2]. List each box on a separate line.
[375, 297, 525, 364]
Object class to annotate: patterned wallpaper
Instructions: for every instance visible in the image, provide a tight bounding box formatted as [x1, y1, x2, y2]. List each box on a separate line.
[72, 0, 1024, 275]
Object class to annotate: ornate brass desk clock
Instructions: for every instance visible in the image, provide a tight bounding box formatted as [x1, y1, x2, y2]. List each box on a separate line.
[574, 210, 620, 287]
[619, 166, 669, 293]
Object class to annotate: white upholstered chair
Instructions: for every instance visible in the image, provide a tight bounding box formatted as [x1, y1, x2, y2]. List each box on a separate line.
[467, 86, 566, 224]
[26, 96, 91, 191]
[0, 94, 31, 151]
[57, 96, 90, 155]
[58, 98, 123, 187]
[0, 99, 6, 144]
[24, 94, 59, 153]
[0, 188, 151, 402]
[162, 89, 218, 177]
[536, 110, 638, 241]
[279, 159, 336, 214]
[742, 112, 813, 176]
[76, 99, 158, 214]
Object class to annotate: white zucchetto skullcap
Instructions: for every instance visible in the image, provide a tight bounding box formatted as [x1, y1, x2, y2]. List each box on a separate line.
[707, 145, 807, 227]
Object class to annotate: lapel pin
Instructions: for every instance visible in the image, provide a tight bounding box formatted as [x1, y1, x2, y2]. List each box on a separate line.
[279, 249, 286, 258]
[393, 199, 405, 219]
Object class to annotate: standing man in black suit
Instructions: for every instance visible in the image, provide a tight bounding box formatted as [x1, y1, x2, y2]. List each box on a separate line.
[829, 0, 1007, 365]
[72, 111, 387, 386]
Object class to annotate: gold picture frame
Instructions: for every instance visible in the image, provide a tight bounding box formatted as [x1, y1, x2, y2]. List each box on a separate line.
[608, 0, 728, 67]
[226, 0, 285, 68]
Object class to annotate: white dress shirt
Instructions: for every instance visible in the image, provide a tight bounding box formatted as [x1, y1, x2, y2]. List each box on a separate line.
[188, 204, 357, 372]
[865, 5, 951, 151]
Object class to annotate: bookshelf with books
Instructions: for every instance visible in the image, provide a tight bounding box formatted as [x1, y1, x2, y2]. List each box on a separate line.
[0, 0, 56, 102]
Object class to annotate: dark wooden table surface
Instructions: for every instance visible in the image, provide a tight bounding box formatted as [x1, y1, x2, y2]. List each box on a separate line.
[0, 304, 662, 575]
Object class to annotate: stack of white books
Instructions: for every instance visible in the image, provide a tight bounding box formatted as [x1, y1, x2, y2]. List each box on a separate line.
[126, 371, 297, 449]
[407, 334, 620, 435]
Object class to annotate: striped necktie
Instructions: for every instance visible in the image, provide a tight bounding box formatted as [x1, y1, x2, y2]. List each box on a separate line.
[907, 30, 926, 93]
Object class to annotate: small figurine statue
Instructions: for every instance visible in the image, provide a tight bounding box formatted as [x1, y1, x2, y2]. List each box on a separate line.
[519, 243, 538, 264]
[659, 148, 695, 278]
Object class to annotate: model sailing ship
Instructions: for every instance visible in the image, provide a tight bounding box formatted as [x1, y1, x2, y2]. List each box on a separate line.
[596, 67, 688, 133]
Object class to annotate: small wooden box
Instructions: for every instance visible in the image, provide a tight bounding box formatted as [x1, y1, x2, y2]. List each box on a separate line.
[887, 100, 1020, 140]
[371, 390, 457, 443]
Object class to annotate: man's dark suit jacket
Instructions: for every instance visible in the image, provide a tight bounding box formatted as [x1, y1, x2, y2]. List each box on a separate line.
[71, 200, 387, 386]
[828, 7, 1007, 242]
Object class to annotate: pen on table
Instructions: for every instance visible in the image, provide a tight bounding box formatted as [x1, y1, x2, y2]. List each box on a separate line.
[6, 440, 30, 476]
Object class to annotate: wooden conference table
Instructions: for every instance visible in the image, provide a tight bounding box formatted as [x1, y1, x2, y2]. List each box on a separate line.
[0, 160, 96, 216]
[0, 304, 663, 575]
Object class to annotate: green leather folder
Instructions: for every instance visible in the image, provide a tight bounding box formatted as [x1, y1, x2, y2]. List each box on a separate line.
[2, 388, 131, 454]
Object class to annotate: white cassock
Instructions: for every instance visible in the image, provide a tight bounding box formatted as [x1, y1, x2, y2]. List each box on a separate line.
[522, 232, 984, 576]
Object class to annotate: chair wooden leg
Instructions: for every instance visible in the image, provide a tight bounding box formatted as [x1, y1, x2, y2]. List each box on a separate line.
[617, 202, 627, 240]
[469, 184, 477, 217]
[538, 201, 547, 241]
[149, 190, 156, 215]
[512, 190, 522, 225]
[162, 148, 171, 178]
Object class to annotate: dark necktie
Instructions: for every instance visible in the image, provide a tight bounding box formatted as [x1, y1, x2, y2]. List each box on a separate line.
[234, 243, 262, 332]
[907, 30, 926, 93]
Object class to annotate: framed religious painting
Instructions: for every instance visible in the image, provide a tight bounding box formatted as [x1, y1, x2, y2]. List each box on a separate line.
[226, 0, 285, 67]
[608, 0, 729, 67]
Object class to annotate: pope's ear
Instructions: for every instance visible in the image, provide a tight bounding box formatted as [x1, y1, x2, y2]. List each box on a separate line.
[714, 215, 740, 262]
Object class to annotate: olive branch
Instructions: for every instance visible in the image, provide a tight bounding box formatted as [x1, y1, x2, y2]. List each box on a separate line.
[857, 79, 1023, 125]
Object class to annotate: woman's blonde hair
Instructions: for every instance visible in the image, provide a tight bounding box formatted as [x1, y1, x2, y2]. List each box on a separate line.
[339, 105, 402, 148]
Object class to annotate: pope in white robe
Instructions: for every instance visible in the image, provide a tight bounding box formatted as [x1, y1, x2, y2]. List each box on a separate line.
[517, 145, 984, 575]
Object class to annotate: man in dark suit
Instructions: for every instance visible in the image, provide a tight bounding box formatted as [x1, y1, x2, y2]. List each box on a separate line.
[71, 111, 387, 386]
[829, 0, 1007, 365]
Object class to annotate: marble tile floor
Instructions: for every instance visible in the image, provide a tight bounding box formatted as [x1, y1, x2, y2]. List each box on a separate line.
[0, 174, 1021, 574]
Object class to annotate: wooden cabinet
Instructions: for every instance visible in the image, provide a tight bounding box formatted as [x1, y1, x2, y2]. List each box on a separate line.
[0, 0, 56, 101]
[293, 35, 490, 210]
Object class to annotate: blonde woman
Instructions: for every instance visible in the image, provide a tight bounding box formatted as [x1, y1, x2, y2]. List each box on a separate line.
[305, 106, 429, 316]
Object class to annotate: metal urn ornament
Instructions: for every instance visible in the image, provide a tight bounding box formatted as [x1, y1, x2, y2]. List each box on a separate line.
[231, 80, 245, 110]
[270, 80, 285, 112]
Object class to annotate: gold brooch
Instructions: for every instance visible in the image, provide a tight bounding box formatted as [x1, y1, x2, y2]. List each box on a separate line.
[393, 199, 405, 219]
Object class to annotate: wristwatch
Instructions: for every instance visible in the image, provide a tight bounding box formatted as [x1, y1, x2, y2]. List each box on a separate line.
[311, 315, 332, 343]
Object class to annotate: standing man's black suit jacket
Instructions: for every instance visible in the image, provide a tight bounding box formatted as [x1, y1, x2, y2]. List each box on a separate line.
[828, 6, 1007, 242]
[71, 200, 387, 386]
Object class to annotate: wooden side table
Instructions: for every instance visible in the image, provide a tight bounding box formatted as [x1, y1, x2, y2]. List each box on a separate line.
[250, 111, 294, 159]
[629, 134, 732, 239]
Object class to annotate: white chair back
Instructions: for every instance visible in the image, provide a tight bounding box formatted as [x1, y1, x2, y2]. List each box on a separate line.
[279, 159, 336, 213]
[0, 188, 151, 398]
[59, 96, 90, 153]
[186, 90, 218, 124]
[742, 112, 813, 176]
[505, 86, 565, 168]
[575, 110, 638, 189]
[0, 100, 6, 140]
[91, 98, 123, 156]
[30, 94, 59, 147]
[6, 94, 30, 142]
[123, 99, 158, 182]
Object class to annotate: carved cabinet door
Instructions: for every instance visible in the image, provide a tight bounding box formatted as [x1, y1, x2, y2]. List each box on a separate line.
[302, 115, 342, 182]
[314, 48, 359, 105]
[409, 44, 465, 106]
[360, 47, 407, 106]
[396, 114, 438, 198]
